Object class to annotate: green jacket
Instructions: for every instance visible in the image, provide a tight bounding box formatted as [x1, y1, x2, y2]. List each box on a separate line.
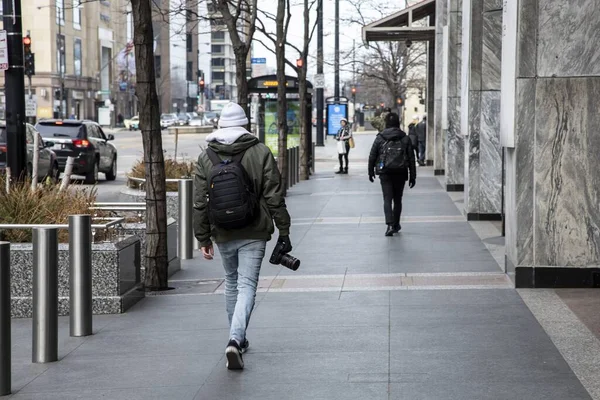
[193, 133, 291, 247]
[371, 111, 389, 133]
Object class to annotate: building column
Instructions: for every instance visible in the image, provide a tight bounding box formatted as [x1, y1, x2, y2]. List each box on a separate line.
[433, 0, 447, 175]
[426, 36, 435, 166]
[461, 0, 503, 220]
[503, 0, 600, 287]
[443, 0, 464, 192]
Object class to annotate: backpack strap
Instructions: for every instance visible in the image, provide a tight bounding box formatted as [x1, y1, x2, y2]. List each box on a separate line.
[205, 147, 223, 166]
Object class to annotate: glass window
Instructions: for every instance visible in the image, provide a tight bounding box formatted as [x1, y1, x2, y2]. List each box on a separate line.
[211, 58, 225, 67]
[26, 126, 34, 144]
[211, 31, 225, 41]
[56, 35, 65, 75]
[186, 33, 192, 52]
[211, 45, 223, 54]
[36, 123, 83, 138]
[74, 38, 82, 76]
[86, 125, 99, 138]
[56, 0, 65, 25]
[73, 0, 81, 29]
[154, 55, 161, 77]
[212, 71, 224, 81]
[186, 61, 193, 81]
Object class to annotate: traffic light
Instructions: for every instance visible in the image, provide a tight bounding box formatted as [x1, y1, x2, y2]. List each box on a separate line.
[396, 96, 404, 106]
[199, 79, 205, 93]
[23, 35, 35, 77]
[351, 87, 356, 95]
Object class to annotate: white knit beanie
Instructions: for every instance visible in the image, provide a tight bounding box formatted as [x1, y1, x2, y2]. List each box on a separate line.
[218, 102, 249, 128]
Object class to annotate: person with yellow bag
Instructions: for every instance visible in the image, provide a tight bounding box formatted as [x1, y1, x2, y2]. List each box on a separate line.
[335, 118, 353, 174]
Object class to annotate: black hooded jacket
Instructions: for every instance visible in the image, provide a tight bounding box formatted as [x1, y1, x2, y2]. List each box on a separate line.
[368, 127, 417, 181]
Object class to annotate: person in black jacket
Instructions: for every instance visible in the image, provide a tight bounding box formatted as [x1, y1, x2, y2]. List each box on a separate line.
[415, 115, 427, 166]
[368, 112, 417, 236]
[407, 116, 419, 163]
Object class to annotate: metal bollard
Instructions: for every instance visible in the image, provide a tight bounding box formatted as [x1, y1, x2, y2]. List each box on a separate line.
[32, 228, 58, 363]
[312, 142, 316, 173]
[290, 148, 295, 186]
[0, 242, 11, 395]
[295, 147, 300, 184]
[69, 215, 93, 337]
[194, 238, 201, 251]
[286, 148, 292, 189]
[178, 179, 194, 260]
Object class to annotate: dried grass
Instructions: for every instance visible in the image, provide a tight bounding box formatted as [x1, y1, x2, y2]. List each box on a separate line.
[0, 176, 96, 243]
[127, 158, 195, 192]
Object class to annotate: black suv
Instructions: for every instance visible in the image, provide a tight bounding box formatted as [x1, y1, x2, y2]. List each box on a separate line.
[35, 120, 117, 184]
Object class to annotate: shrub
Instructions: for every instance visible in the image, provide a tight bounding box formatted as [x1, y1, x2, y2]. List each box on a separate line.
[127, 158, 195, 192]
[0, 177, 96, 243]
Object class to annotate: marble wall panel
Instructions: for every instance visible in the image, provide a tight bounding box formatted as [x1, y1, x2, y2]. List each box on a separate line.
[466, 91, 481, 212]
[447, 12, 462, 98]
[515, 78, 535, 266]
[538, 2, 600, 77]
[534, 78, 600, 267]
[516, 0, 538, 77]
[438, 0, 448, 27]
[483, 0, 502, 11]
[479, 91, 502, 214]
[434, 98, 445, 171]
[481, 10, 502, 90]
[468, 0, 483, 91]
[445, 97, 465, 185]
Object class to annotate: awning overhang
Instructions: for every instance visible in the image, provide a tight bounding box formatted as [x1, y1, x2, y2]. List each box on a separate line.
[362, 0, 436, 43]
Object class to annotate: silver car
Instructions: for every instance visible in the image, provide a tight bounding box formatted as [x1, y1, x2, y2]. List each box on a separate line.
[160, 113, 178, 130]
[0, 123, 60, 182]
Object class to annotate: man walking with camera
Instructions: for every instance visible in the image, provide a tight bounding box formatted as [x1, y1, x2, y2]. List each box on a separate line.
[368, 112, 417, 236]
[194, 102, 292, 370]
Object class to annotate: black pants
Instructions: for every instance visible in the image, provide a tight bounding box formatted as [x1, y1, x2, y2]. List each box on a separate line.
[380, 174, 406, 226]
[338, 141, 350, 169]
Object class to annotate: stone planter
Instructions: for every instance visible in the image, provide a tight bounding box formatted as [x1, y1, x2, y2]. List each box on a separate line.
[10, 235, 144, 318]
[121, 218, 180, 282]
[120, 187, 179, 220]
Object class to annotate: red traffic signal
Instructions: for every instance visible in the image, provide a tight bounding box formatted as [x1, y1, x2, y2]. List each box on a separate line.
[351, 87, 356, 94]
[23, 36, 31, 46]
[199, 79, 205, 93]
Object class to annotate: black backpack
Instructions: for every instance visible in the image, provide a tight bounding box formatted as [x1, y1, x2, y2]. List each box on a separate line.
[206, 147, 258, 230]
[377, 136, 410, 174]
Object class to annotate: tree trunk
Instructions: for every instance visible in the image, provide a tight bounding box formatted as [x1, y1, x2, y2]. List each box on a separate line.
[276, 0, 288, 192]
[234, 49, 250, 119]
[299, 0, 310, 181]
[131, 0, 169, 290]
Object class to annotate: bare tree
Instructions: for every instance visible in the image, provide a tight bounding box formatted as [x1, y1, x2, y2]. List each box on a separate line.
[131, 0, 169, 290]
[254, 0, 319, 181]
[275, 0, 290, 192]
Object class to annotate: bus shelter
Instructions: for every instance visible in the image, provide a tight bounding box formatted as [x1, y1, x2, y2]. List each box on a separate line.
[247, 75, 313, 170]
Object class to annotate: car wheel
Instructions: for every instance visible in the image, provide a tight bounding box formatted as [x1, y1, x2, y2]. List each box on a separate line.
[84, 159, 99, 184]
[105, 156, 117, 181]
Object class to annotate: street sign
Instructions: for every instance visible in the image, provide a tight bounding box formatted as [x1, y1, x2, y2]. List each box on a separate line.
[25, 98, 37, 117]
[314, 73, 325, 89]
[0, 31, 8, 71]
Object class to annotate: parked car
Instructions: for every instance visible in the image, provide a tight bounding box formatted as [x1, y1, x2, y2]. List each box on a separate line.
[203, 111, 220, 128]
[189, 116, 204, 127]
[124, 116, 139, 130]
[35, 119, 118, 184]
[0, 123, 60, 182]
[160, 114, 178, 130]
[176, 114, 190, 126]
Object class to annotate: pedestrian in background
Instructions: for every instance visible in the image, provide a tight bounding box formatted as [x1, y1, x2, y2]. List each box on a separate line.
[416, 115, 427, 166]
[335, 118, 352, 174]
[407, 115, 419, 163]
[194, 102, 292, 370]
[368, 112, 417, 236]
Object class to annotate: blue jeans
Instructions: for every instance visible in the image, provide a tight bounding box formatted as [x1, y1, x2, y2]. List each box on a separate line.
[217, 239, 267, 345]
[418, 141, 426, 163]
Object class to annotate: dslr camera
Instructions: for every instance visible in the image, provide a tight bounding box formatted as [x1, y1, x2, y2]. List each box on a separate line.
[269, 236, 300, 271]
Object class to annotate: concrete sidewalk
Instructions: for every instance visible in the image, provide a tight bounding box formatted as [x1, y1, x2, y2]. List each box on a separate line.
[4, 134, 598, 399]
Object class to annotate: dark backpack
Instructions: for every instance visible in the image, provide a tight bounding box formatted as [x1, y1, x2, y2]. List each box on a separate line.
[377, 136, 410, 174]
[206, 147, 258, 230]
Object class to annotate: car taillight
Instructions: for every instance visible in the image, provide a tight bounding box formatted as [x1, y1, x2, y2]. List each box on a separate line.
[0, 145, 6, 152]
[72, 139, 90, 148]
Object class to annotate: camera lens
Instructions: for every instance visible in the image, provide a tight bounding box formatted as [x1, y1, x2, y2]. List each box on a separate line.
[280, 254, 300, 271]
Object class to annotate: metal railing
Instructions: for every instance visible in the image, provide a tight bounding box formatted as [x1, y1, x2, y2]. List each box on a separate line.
[0, 216, 125, 230]
[286, 146, 300, 190]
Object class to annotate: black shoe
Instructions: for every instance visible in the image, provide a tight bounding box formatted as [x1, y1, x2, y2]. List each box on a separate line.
[393, 223, 401, 233]
[225, 339, 244, 370]
[343, 168, 348, 174]
[241, 339, 249, 354]
[385, 225, 395, 237]
[335, 168, 344, 174]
